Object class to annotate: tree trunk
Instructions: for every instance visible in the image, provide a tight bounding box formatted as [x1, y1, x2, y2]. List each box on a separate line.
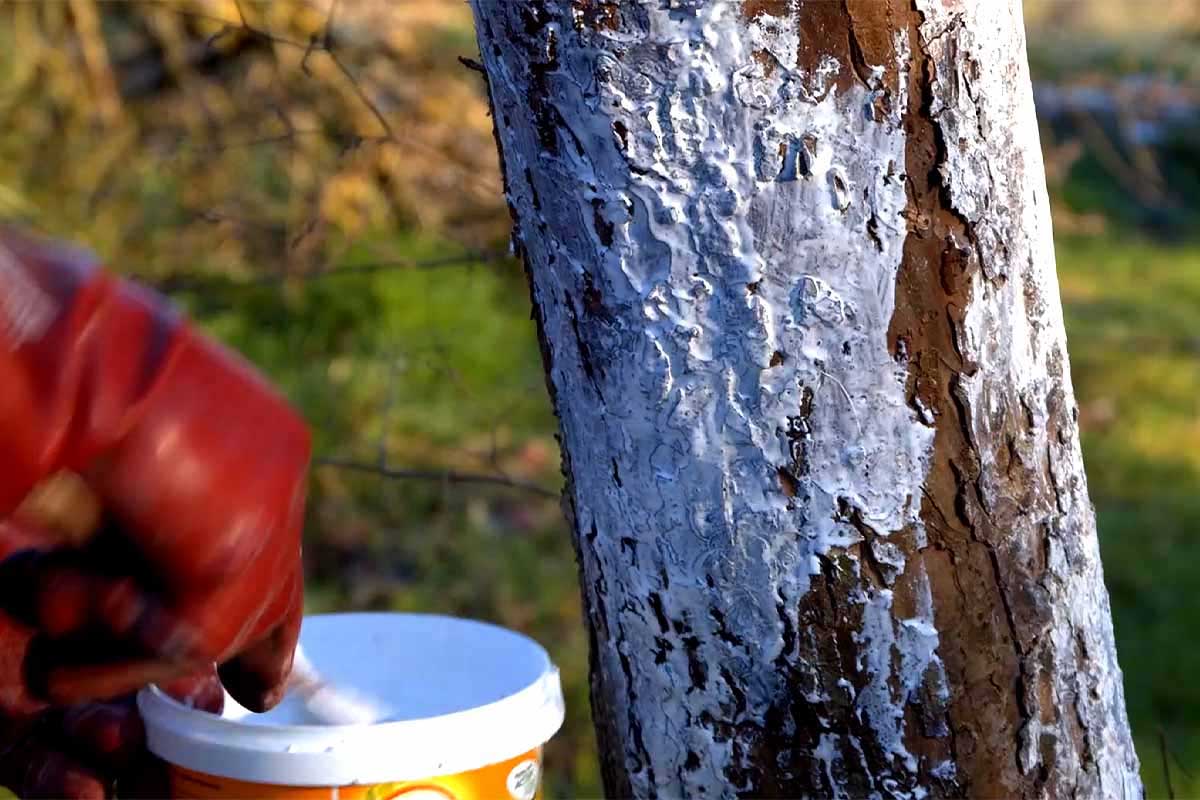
[469, 1, 1142, 797]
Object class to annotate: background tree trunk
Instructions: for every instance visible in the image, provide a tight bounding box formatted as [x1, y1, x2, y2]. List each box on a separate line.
[470, 1, 1142, 797]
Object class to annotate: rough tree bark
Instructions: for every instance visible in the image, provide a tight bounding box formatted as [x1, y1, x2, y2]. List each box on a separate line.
[470, 1, 1142, 797]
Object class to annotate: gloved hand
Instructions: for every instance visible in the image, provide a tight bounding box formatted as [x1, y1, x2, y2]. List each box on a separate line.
[0, 661, 223, 800]
[0, 662, 225, 800]
[0, 225, 310, 716]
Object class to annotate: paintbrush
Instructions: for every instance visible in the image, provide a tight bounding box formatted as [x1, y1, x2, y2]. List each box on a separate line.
[18, 470, 392, 726]
[287, 643, 393, 726]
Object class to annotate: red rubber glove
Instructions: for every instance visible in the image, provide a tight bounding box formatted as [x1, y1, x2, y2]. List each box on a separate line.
[0, 665, 224, 800]
[0, 226, 310, 714]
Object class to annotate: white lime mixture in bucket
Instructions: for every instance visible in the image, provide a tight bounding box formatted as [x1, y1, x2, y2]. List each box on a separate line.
[138, 613, 565, 791]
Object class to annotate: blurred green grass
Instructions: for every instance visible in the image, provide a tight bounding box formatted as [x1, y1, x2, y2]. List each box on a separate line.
[1058, 234, 1200, 799]
[1028, 33, 1198, 83]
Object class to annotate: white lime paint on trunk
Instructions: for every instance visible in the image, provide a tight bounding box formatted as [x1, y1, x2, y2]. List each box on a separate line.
[471, 0, 1140, 797]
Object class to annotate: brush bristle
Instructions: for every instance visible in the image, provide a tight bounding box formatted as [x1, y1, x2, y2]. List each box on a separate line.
[289, 644, 391, 725]
[305, 685, 390, 725]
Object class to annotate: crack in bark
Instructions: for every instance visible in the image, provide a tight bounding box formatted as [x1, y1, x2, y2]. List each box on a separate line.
[564, 291, 606, 402]
[843, 0, 877, 90]
[836, 496, 894, 588]
[710, 606, 750, 650]
[617, 619, 659, 798]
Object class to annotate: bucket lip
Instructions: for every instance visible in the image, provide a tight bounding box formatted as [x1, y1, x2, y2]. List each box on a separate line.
[138, 612, 566, 786]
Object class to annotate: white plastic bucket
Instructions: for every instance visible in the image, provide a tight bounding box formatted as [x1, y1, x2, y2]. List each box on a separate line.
[138, 612, 565, 799]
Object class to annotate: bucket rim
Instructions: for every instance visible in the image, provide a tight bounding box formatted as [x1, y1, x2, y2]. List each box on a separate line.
[138, 612, 565, 786]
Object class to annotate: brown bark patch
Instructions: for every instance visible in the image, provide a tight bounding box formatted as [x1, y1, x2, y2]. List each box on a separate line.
[742, 0, 791, 21]
[845, 0, 901, 93]
[887, 4, 1068, 798]
[740, 0, 904, 132]
[571, 0, 620, 32]
[741, 0, 900, 97]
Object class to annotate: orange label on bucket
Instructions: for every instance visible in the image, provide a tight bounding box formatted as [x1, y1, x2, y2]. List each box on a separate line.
[167, 749, 543, 800]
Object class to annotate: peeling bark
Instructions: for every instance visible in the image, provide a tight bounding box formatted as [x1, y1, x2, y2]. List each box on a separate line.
[470, 1, 1141, 797]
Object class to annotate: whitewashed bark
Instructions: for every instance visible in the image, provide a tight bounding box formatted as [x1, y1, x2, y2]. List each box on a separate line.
[469, 1, 1141, 798]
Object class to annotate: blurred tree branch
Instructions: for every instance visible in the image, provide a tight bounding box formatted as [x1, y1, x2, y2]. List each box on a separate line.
[69, 0, 123, 123]
[314, 458, 558, 500]
[151, 250, 506, 293]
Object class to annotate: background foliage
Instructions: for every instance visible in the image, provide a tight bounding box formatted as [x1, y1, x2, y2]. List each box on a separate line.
[0, 1, 1197, 797]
